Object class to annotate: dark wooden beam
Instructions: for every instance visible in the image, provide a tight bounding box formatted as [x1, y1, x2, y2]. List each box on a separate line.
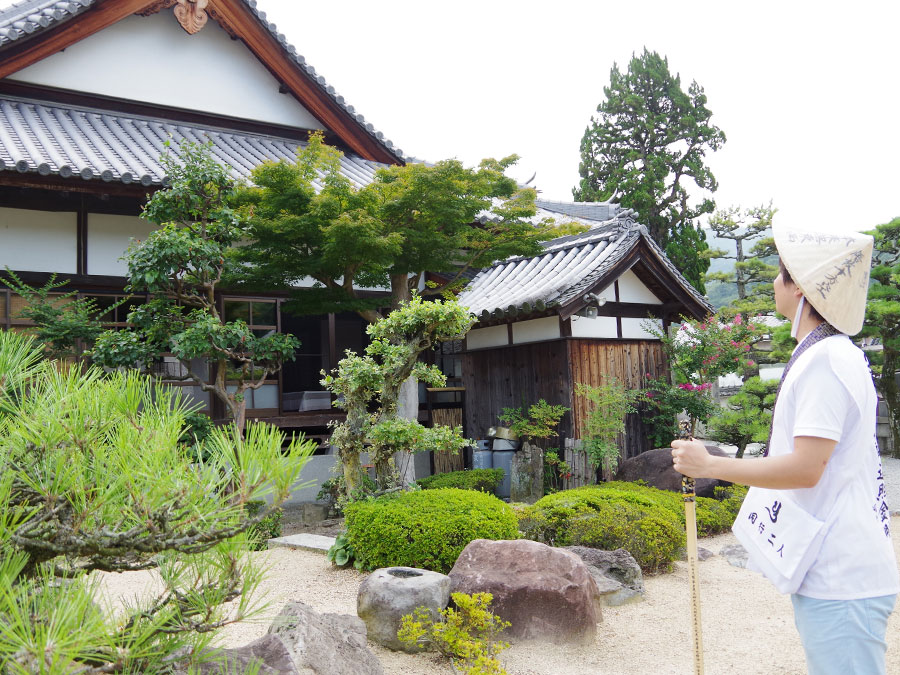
[0, 172, 158, 199]
[77, 204, 87, 276]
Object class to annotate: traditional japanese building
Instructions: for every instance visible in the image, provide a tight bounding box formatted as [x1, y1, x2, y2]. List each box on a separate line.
[0, 0, 714, 490]
[0, 0, 408, 437]
[457, 206, 713, 476]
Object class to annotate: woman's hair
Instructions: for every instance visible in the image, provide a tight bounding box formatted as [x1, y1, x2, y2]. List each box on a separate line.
[778, 259, 824, 322]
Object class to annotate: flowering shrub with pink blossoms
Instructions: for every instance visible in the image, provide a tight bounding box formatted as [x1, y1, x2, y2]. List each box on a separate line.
[641, 314, 762, 440]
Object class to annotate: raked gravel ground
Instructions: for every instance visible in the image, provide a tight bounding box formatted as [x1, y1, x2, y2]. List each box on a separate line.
[97, 457, 900, 675]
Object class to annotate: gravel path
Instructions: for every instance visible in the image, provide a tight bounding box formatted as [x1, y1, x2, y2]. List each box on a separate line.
[882, 456, 900, 514]
[95, 455, 900, 674]
[98, 516, 900, 675]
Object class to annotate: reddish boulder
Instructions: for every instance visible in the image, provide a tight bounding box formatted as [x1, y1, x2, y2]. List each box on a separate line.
[448, 539, 601, 644]
[614, 446, 730, 497]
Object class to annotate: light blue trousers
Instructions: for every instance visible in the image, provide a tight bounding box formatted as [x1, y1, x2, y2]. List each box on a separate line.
[791, 593, 896, 675]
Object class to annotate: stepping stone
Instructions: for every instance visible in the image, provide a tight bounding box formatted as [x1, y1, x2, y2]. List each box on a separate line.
[268, 533, 336, 553]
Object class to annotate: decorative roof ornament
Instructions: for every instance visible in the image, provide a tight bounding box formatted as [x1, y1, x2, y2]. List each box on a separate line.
[174, 0, 208, 34]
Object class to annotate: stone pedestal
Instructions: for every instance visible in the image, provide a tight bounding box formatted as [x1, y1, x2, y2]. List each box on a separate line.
[510, 441, 543, 504]
[357, 567, 450, 652]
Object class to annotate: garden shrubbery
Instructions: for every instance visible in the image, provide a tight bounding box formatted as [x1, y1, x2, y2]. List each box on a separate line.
[416, 468, 504, 493]
[518, 481, 747, 573]
[344, 488, 519, 573]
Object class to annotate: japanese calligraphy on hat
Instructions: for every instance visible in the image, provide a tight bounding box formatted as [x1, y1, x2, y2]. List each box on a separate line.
[773, 223, 874, 336]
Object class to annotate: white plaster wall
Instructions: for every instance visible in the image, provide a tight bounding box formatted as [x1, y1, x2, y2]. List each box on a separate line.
[8, 13, 323, 130]
[512, 316, 560, 344]
[87, 214, 157, 276]
[621, 317, 663, 339]
[466, 324, 508, 350]
[616, 268, 662, 304]
[0, 207, 77, 273]
[570, 315, 618, 338]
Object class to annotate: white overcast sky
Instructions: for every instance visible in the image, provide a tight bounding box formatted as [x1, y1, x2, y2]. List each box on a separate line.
[257, 0, 898, 233]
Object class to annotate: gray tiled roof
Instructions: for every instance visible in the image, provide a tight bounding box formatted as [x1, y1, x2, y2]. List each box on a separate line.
[477, 200, 615, 229]
[534, 198, 619, 223]
[0, 0, 90, 44]
[0, 0, 404, 161]
[458, 210, 713, 320]
[0, 95, 383, 186]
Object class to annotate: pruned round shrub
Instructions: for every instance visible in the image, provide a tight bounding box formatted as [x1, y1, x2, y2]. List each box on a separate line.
[518, 481, 749, 572]
[416, 468, 504, 493]
[519, 487, 685, 573]
[344, 488, 519, 573]
[598, 481, 741, 536]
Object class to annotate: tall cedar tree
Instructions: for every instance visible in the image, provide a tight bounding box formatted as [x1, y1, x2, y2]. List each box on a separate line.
[861, 217, 900, 456]
[92, 142, 298, 433]
[575, 49, 725, 289]
[234, 133, 549, 322]
[664, 222, 710, 295]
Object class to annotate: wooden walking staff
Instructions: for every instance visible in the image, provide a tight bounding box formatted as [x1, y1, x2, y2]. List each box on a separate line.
[679, 419, 704, 675]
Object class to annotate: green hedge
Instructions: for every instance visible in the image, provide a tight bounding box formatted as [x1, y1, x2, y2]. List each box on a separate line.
[344, 488, 519, 573]
[518, 488, 684, 573]
[596, 481, 744, 537]
[416, 468, 504, 493]
[517, 482, 747, 573]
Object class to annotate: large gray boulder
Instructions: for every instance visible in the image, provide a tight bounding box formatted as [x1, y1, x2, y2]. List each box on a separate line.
[449, 539, 602, 644]
[357, 567, 451, 652]
[267, 602, 383, 675]
[563, 547, 644, 606]
[614, 446, 729, 498]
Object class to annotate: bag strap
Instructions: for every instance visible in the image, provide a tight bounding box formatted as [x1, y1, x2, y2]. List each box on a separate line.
[763, 322, 842, 457]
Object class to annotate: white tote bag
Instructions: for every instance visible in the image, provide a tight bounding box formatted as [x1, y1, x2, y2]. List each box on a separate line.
[732, 487, 828, 594]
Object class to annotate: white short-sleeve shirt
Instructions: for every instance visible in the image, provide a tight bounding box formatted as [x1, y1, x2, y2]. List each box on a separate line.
[767, 334, 898, 600]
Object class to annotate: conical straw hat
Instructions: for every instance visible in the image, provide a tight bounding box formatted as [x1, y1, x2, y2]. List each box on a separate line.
[773, 223, 873, 335]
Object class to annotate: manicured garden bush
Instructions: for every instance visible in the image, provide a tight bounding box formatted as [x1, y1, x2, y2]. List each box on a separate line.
[344, 488, 519, 573]
[518, 488, 685, 573]
[598, 481, 744, 536]
[517, 481, 749, 573]
[416, 468, 504, 493]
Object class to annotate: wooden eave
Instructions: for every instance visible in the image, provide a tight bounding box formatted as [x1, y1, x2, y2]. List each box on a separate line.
[559, 237, 711, 323]
[0, 0, 402, 165]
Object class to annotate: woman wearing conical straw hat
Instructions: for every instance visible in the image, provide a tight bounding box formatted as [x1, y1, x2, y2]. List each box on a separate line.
[672, 222, 899, 675]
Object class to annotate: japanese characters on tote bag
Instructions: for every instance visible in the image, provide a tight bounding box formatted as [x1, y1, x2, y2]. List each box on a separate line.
[732, 488, 828, 594]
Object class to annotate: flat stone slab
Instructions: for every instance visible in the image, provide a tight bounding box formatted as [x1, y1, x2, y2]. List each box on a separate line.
[268, 533, 336, 553]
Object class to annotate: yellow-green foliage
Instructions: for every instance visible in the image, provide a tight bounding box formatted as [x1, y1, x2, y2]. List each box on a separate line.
[518, 481, 748, 573]
[344, 489, 519, 573]
[398, 592, 510, 675]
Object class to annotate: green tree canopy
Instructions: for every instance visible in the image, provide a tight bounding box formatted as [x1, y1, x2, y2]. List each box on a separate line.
[91, 141, 299, 432]
[861, 217, 900, 456]
[322, 295, 474, 496]
[665, 221, 711, 294]
[574, 48, 726, 253]
[234, 133, 551, 322]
